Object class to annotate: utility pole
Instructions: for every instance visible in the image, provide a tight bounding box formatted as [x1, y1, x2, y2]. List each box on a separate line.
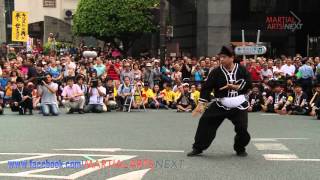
[0, 0, 6, 43]
[159, 0, 166, 66]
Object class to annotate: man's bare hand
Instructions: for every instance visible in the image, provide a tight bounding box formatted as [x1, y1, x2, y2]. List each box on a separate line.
[192, 103, 206, 117]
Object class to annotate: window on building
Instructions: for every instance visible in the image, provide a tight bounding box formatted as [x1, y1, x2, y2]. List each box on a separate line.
[43, 0, 56, 8]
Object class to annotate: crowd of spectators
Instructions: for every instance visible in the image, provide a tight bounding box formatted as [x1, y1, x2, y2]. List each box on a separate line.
[0, 42, 320, 119]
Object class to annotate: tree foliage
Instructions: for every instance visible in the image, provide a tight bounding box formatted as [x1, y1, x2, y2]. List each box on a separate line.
[73, 0, 159, 52]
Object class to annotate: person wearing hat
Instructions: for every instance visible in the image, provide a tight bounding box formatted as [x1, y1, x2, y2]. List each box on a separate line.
[143, 63, 155, 89]
[188, 45, 252, 157]
[11, 77, 33, 115]
[176, 83, 195, 112]
[281, 83, 308, 115]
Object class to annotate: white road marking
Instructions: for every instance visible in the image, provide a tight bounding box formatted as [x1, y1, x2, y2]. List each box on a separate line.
[107, 169, 151, 180]
[0, 153, 116, 157]
[263, 154, 299, 160]
[0, 154, 55, 165]
[260, 113, 279, 116]
[54, 148, 185, 153]
[266, 158, 320, 162]
[252, 138, 309, 141]
[68, 155, 136, 179]
[0, 153, 137, 179]
[254, 143, 289, 151]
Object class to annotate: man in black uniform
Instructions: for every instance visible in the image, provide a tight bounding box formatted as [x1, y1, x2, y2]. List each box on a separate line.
[188, 45, 252, 157]
[11, 77, 33, 115]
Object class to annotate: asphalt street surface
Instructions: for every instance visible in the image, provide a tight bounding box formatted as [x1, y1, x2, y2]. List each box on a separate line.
[0, 109, 319, 180]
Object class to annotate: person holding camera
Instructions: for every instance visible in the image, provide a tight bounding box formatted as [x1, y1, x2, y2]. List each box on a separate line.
[37, 74, 60, 116]
[11, 77, 33, 115]
[61, 77, 85, 114]
[84, 79, 106, 113]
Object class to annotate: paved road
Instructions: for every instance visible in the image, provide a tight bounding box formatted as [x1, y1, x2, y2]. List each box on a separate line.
[0, 109, 319, 180]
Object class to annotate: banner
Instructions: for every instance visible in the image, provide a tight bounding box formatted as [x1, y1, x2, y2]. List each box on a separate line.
[12, 11, 29, 42]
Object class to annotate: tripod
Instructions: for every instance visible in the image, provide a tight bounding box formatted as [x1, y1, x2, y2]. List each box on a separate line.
[123, 84, 146, 112]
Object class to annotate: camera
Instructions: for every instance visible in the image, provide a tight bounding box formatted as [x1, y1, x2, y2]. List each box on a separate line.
[91, 79, 98, 88]
[36, 76, 46, 85]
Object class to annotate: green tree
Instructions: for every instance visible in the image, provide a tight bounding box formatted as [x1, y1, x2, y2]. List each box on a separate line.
[73, 0, 159, 54]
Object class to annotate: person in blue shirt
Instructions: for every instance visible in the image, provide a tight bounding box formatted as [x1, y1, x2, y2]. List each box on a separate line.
[298, 60, 314, 100]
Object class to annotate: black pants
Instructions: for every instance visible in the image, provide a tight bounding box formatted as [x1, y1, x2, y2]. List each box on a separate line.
[11, 99, 33, 114]
[192, 103, 251, 153]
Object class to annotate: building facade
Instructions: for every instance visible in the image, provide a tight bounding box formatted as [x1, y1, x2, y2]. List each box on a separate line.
[14, 0, 78, 43]
[170, 0, 320, 57]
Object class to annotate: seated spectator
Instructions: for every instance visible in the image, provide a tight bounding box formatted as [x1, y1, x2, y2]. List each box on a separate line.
[141, 82, 154, 108]
[29, 82, 40, 109]
[116, 76, 134, 111]
[61, 77, 85, 114]
[248, 86, 264, 112]
[190, 84, 200, 105]
[38, 73, 60, 116]
[150, 84, 167, 109]
[282, 84, 308, 115]
[84, 79, 106, 113]
[262, 83, 286, 113]
[309, 84, 320, 119]
[11, 77, 33, 115]
[162, 83, 175, 108]
[105, 78, 117, 111]
[176, 83, 195, 112]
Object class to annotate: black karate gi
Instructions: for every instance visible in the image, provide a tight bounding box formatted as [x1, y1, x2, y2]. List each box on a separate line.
[192, 63, 252, 154]
[11, 87, 33, 115]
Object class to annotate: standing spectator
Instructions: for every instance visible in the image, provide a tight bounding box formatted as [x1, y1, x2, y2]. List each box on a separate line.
[248, 59, 261, 82]
[191, 64, 205, 84]
[172, 64, 182, 82]
[38, 74, 59, 116]
[280, 58, 296, 77]
[143, 63, 155, 89]
[63, 56, 76, 77]
[131, 63, 142, 82]
[61, 77, 85, 114]
[120, 63, 134, 84]
[153, 60, 162, 86]
[260, 63, 273, 80]
[161, 60, 172, 83]
[298, 60, 314, 99]
[93, 57, 106, 77]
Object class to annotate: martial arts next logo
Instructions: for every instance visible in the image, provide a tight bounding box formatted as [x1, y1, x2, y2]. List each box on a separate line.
[266, 11, 303, 32]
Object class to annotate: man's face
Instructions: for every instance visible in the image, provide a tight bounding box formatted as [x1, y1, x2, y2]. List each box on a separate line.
[107, 80, 113, 87]
[17, 82, 24, 88]
[183, 86, 189, 93]
[219, 55, 233, 67]
[252, 87, 259, 94]
[294, 87, 302, 93]
[45, 75, 52, 83]
[124, 78, 130, 85]
[67, 80, 74, 87]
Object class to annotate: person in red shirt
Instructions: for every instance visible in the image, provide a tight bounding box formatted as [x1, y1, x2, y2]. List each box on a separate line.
[248, 59, 261, 82]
